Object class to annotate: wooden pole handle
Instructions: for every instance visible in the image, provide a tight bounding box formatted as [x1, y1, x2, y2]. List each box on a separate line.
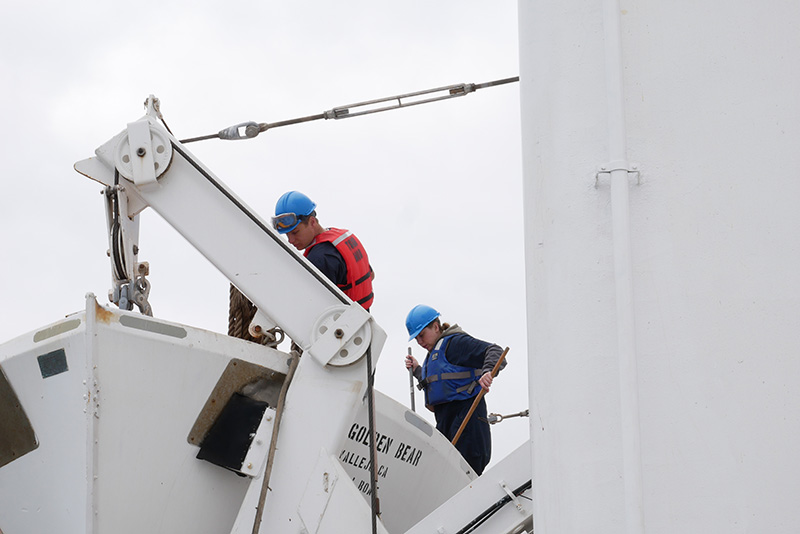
[451, 346, 509, 446]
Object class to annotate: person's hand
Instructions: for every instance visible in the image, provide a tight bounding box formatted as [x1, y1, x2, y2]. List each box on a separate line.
[479, 371, 493, 391]
[405, 354, 419, 371]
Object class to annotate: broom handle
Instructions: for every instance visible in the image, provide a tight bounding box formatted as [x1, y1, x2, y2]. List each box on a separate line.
[451, 347, 509, 446]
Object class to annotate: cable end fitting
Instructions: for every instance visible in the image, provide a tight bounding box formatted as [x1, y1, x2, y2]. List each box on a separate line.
[218, 121, 262, 140]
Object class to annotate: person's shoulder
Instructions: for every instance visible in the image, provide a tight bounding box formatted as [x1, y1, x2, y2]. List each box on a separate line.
[324, 227, 349, 237]
[308, 240, 342, 259]
[307, 241, 346, 284]
[443, 329, 473, 348]
[447, 330, 492, 350]
[443, 324, 466, 337]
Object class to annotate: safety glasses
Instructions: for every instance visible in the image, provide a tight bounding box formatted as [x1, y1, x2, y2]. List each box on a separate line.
[271, 212, 304, 232]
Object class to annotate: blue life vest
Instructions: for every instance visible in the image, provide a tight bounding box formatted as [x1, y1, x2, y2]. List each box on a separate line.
[421, 335, 483, 406]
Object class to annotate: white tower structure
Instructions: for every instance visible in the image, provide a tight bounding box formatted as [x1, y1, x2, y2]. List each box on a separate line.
[519, 1, 800, 532]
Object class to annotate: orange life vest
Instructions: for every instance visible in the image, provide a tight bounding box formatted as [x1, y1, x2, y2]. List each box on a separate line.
[305, 228, 374, 310]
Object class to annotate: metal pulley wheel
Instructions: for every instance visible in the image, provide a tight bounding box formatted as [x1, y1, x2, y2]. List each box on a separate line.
[113, 123, 173, 182]
[311, 305, 372, 367]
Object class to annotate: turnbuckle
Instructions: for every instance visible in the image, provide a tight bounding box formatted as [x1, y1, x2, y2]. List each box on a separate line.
[487, 409, 529, 425]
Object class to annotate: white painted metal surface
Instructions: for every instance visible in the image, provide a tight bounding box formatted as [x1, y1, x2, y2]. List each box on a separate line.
[0, 318, 90, 532]
[0, 296, 269, 533]
[74, 109, 382, 355]
[2, 95, 529, 533]
[406, 442, 533, 534]
[337, 391, 475, 532]
[519, 1, 800, 532]
[5, 2, 798, 531]
[71, 107, 393, 530]
[0, 297, 476, 533]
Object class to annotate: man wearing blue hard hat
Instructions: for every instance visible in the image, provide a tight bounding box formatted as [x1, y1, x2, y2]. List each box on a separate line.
[272, 191, 374, 310]
[404, 304, 506, 475]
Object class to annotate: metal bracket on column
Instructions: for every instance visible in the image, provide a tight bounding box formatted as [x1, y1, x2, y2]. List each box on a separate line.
[499, 479, 525, 514]
[595, 160, 641, 187]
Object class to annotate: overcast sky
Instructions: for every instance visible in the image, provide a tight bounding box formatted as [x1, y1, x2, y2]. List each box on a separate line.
[0, 1, 527, 466]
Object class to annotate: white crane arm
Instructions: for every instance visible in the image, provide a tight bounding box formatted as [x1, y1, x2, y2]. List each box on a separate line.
[74, 96, 388, 531]
[75, 99, 384, 367]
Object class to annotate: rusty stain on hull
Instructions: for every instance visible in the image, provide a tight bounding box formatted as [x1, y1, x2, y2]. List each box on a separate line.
[95, 301, 116, 324]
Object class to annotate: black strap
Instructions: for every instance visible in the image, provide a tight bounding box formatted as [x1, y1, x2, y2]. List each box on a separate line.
[340, 267, 374, 292]
[354, 267, 374, 285]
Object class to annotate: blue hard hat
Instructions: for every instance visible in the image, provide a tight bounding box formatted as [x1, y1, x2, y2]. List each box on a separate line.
[406, 304, 440, 341]
[273, 191, 317, 234]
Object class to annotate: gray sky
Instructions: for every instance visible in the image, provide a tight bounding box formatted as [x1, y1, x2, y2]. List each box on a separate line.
[0, 1, 528, 466]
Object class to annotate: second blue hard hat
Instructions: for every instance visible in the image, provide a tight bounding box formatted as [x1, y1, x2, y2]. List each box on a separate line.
[406, 304, 440, 341]
[273, 191, 317, 234]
